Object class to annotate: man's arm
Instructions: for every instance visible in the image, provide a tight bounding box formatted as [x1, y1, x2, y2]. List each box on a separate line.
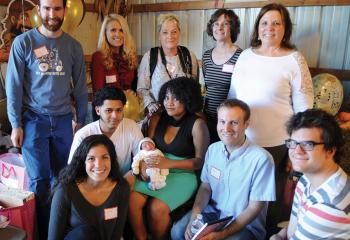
[184, 182, 212, 240]
[5, 38, 25, 147]
[202, 201, 265, 240]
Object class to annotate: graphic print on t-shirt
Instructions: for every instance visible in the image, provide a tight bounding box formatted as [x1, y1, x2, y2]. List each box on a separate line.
[35, 47, 65, 76]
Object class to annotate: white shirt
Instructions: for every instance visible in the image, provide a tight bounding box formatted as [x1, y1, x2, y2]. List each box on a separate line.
[68, 118, 144, 174]
[228, 48, 313, 147]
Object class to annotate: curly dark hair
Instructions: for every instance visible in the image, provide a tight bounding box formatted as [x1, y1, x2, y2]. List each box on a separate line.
[94, 86, 126, 107]
[286, 109, 344, 163]
[56, 135, 123, 186]
[207, 9, 240, 43]
[250, 3, 295, 49]
[158, 77, 203, 114]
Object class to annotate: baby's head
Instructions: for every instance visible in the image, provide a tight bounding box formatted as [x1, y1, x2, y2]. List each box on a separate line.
[139, 137, 156, 151]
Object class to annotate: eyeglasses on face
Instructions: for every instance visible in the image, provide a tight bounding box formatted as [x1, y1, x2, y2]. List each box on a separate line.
[285, 139, 324, 151]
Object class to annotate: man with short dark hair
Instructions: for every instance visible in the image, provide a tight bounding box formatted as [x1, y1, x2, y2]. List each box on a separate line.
[68, 86, 143, 175]
[271, 109, 350, 239]
[5, 0, 87, 238]
[171, 99, 275, 240]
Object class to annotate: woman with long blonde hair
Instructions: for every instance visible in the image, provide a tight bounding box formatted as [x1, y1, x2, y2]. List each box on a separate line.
[91, 14, 138, 120]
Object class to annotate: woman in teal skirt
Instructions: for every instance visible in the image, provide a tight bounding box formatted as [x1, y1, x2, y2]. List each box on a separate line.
[129, 77, 210, 239]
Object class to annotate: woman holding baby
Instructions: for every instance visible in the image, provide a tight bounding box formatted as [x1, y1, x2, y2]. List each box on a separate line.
[129, 77, 210, 239]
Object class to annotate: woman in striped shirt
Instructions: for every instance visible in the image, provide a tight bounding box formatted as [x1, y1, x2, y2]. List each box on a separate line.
[202, 9, 242, 143]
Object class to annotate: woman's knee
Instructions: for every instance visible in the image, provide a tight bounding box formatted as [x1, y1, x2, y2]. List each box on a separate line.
[148, 198, 170, 220]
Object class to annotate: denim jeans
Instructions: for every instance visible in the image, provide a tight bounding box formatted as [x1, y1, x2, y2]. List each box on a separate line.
[22, 110, 73, 239]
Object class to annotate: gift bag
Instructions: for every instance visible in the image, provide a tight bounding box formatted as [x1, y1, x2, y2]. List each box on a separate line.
[0, 183, 35, 240]
[0, 153, 29, 190]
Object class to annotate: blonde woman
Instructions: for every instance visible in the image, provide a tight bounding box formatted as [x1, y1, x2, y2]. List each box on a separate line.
[92, 14, 138, 94]
[137, 13, 198, 115]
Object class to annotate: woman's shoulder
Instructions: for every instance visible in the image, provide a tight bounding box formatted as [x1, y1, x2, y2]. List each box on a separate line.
[92, 51, 104, 60]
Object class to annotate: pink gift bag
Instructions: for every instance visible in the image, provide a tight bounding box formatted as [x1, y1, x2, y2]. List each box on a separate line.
[0, 153, 29, 191]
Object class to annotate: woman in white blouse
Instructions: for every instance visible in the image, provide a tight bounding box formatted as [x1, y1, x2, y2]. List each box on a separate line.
[227, 3, 313, 236]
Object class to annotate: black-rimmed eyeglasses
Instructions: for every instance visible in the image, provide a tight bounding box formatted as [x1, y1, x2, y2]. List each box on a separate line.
[285, 139, 324, 151]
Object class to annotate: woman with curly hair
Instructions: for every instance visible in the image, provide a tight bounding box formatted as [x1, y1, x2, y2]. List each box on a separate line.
[48, 134, 130, 240]
[129, 77, 209, 239]
[91, 14, 138, 120]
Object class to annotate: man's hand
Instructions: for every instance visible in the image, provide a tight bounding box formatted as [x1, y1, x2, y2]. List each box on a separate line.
[73, 122, 83, 134]
[184, 221, 193, 240]
[11, 127, 23, 148]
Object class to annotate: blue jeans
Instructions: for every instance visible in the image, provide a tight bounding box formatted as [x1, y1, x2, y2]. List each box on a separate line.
[22, 110, 73, 239]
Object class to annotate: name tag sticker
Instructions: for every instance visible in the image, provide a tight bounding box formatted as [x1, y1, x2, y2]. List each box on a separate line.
[210, 167, 221, 180]
[222, 64, 234, 73]
[34, 46, 49, 58]
[104, 206, 118, 220]
[106, 75, 117, 83]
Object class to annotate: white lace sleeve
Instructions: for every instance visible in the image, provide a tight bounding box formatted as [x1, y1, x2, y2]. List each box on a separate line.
[137, 51, 154, 108]
[291, 52, 314, 113]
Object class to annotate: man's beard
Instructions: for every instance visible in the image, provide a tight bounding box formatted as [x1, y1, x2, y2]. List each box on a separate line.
[41, 17, 64, 32]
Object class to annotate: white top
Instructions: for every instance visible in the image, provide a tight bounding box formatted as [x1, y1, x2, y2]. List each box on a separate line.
[227, 48, 314, 147]
[137, 49, 198, 108]
[68, 118, 144, 175]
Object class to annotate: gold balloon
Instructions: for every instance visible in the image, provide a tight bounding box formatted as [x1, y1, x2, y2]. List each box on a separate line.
[62, 0, 85, 34]
[29, 0, 85, 34]
[29, 7, 41, 28]
[123, 91, 143, 122]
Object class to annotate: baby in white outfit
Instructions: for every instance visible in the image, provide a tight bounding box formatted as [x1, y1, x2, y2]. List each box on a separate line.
[132, 137, 169, 190]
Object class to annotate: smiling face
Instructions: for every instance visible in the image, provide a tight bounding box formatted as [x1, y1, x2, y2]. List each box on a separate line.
[85, 144, 111, 184]
[105, 20, 124, 50]
[159, 19, 180, 52]
[289, 127, 335, 176]
[212, 14, 232, 43]
[217, 106, 248, 152]
[258, 10, 285, 48]
[96, 99, 124, 134]
[38, 0, 65, 32]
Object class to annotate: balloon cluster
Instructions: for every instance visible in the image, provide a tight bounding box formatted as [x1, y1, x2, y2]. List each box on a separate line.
[29, 0, 85, 34]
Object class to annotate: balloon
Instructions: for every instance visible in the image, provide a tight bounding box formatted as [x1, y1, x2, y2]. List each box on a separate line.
[29, 0, 85, 34]
[313, 73, 343, 116]
[123, 91, 143, 122]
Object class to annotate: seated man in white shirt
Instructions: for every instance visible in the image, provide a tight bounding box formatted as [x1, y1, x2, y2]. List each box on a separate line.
[171, 99, 276, 240]
[271, 109, 350, 240]
[68, 86, 143, 175]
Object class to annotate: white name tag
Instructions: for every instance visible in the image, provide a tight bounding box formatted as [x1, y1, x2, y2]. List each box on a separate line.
[106, 75, 117, 83]
[222, 64, 234, 73]
[104, 206, 118, 220]
[210, 166, 221, 180]
[34, 46, 49, 58]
